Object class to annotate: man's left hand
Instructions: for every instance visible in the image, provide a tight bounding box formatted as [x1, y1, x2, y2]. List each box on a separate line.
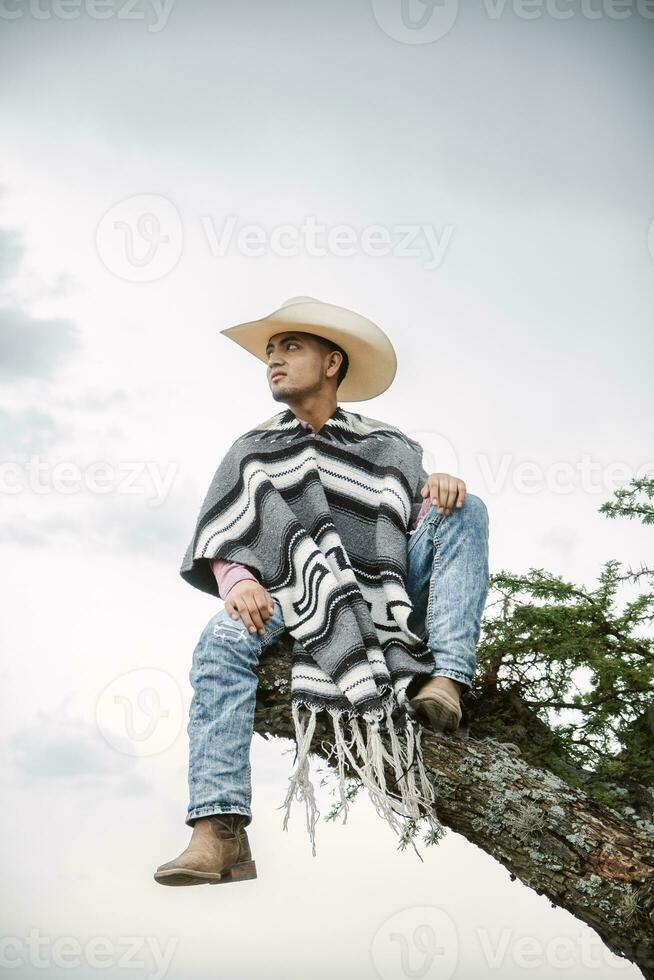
[420, 473, 466, 516]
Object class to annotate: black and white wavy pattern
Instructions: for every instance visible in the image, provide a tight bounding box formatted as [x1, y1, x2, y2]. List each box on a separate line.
[181, 406, 435, 717]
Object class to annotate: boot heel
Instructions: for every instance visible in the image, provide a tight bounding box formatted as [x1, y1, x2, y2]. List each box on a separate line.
[230, 859, 257, 882]
[211, 859, 257, 884]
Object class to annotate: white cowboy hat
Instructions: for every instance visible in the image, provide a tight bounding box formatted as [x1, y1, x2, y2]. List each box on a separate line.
[219, 295, 397, 402]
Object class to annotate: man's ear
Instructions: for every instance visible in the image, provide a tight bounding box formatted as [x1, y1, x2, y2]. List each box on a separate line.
[325, 350, 342, 380]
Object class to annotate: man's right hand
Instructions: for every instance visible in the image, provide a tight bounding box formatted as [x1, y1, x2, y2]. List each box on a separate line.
[225, 580, 276, 637]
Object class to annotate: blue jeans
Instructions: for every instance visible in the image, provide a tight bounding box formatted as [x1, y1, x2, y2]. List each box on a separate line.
[186, 494, 490, 827]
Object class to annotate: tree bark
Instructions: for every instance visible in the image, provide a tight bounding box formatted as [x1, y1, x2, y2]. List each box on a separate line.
[253, 638, 654, 979]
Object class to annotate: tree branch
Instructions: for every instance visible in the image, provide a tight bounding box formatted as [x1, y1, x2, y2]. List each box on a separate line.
[253, 637, 654, 979]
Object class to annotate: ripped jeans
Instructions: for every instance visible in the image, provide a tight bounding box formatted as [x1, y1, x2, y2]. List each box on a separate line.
[186, 494, 490, 827]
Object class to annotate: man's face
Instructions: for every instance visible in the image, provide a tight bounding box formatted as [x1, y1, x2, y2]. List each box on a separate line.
[265, 331, 333, 402]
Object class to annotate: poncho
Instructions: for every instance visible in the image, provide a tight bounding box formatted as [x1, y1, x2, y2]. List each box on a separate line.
[180, 405, 444, 852]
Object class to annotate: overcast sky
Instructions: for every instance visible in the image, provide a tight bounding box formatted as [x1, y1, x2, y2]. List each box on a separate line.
[1, 2, 652, 978]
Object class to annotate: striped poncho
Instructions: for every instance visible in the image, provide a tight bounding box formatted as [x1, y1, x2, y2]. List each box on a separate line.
[180, 405, 444, 851]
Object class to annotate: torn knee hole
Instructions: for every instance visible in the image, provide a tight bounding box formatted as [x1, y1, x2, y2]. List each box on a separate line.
[212, 623, 250, 642]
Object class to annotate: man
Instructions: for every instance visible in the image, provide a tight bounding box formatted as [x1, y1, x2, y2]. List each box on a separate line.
[154, 296, 489, 886]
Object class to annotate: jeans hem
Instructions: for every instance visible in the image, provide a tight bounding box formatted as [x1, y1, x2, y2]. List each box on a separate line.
[186, 805, 252, 828]
[431, 669, 474, 690]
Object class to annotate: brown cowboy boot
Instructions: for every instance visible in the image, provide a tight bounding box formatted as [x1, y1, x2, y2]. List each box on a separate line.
[154, 814, 257, 887]
[409, 677, 464, 734]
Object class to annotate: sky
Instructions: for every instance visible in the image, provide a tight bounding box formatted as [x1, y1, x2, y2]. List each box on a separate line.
[1, 1, 653, 978]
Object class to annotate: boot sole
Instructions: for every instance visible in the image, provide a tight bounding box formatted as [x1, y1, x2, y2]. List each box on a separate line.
[154, 860, 257, 887]
[410, 697, 460, 734]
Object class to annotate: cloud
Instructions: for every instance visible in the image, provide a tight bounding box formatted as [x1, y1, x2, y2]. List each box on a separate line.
[9, 709, 152, 795]
[0, 393, 129, 454]
[0, 305, 80, 381]
[55, 388, 130, 412]
[11, 713, 124, 781]
[13, 731, 115, 780]
[0, 227, 24, 283]
[0, 406, 69, 452]
[539, 524, 582, 560]
[0, 490, 189, 557]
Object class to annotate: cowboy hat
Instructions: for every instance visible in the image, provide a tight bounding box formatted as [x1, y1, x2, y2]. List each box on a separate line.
[219, 296, 397, 402]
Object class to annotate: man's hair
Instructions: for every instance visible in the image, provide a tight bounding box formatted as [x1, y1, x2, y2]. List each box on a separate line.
[310, 333, 350, 389]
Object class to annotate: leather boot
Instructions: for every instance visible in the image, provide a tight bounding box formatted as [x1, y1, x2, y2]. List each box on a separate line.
[409, 678, 463, 733]
[154, 814, 257, 887]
